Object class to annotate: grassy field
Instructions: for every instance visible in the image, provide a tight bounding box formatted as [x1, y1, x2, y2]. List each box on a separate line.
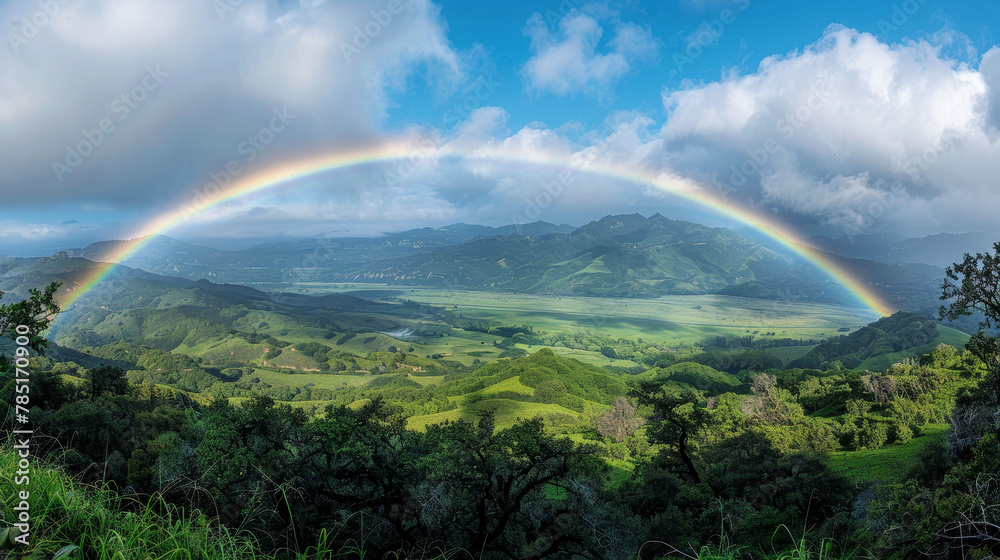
[477, 375, 535, 397]
[828, 424, 950, 484]
[250, 369, 374, 390]
[526, 345, 639, 368]
[407, 398, 586, 431]
[245, 284, 879, 371]
[259, 284, 877, 341]
[400, 289, 878, 343]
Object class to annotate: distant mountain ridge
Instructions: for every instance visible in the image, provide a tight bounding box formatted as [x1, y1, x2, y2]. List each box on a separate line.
[30, 213, 990, 319]
[0, 255, 438, 347]
[338, 213, 858, 302]
[63, 221, 576, 284]
[806, 231, 998, 268]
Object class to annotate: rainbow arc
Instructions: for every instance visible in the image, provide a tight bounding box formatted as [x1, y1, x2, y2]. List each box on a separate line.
[58, 141, 896, 317]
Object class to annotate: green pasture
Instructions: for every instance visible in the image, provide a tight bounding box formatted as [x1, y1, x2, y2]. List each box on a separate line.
[249, 369, 374, 390]
[407, 398, 586, 431]
[828, 424, 950, 484]
[338, 287, 875, 344]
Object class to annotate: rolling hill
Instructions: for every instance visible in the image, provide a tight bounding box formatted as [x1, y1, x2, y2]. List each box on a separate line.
[788, 311, 970, 370]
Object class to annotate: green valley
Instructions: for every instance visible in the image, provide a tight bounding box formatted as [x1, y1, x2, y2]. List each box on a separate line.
[1, 226, 997, 560]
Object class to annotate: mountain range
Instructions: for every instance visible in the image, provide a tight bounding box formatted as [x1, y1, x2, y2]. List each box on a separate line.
[339, 213, 851, 300]
[16, 213, 996, 328]
[805, 231, 998, 268]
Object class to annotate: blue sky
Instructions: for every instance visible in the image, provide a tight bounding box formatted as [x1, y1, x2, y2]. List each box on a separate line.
[401, 0, 996, 130]
[2, 0, 1000, 255]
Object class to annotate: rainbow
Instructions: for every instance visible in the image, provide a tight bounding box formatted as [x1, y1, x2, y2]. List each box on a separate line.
[57, 140, 896, 317]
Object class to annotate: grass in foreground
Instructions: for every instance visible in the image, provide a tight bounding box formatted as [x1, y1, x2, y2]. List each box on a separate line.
[0, 445, 428, 560]
[0, 445, 264, 559]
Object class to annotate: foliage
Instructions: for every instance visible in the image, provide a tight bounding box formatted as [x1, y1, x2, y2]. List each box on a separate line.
[790, 312, 939, 370]
[0, 282, 61, 354]
[595, 396, 643, 442]
[634, 362, 742, 396]
[0, 445, 264, 559]
[12, 244, 1000, 560]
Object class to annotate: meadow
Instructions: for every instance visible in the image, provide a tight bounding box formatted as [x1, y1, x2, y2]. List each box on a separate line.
[258, 283, 878, 356]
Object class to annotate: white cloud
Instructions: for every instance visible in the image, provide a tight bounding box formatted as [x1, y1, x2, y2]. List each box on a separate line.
[0, 0, 466, 210]
[8, 9, 1000, 252]
[521, 9, 658, 98]
[658, 25, 1000, 236]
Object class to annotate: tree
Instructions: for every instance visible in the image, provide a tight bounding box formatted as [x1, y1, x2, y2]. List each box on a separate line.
[86, 365, 131, 397]
[940, 241, 1000, 403]
[419, 411, 605, 559]
[741, 372, 803, 424]
[1, 282, 63, 426]
[595, 396, 643, 442]
[0, 282, 61, 354]
[632, 383, 711, 484]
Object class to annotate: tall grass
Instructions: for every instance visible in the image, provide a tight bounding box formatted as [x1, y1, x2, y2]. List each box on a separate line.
[638, 521, 867, 560]
[0, 445, 264, 559]
[0, 445, 464, 560]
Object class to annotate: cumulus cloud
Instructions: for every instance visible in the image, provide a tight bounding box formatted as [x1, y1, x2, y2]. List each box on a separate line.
[385, 109, 674, 228]
[8, 8, 1000, 254]
[522, 9, 658, 98]
[659, 25, 1000, 236]
[0, 0, 466, 212]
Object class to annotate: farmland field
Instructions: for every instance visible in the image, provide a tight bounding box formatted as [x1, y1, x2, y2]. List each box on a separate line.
[262, 283, 878, 345]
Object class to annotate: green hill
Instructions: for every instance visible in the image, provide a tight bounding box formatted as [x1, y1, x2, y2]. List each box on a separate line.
[789, 311, 969, 370]
[634, 361, 743, 395]
[408, 348, 629, 430]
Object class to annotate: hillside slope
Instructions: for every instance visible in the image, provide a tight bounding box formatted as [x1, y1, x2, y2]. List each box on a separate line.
[344, 213, 860, 303]
[789, 311, 969, 370]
